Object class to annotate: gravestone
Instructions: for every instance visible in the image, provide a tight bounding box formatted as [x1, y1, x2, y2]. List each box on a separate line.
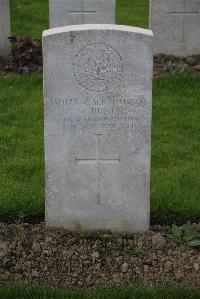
[43, 24, 153, 232]
[150, 0, 200, 56]
[0, 0, 11, 57]
[49, 0, 115, 28]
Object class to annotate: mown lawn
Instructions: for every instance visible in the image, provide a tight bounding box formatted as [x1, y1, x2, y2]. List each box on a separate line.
[0, 75, 44, 223]
[1, 284, 200, 299]
[0, 74, 200, 224]
[10, 0, 149, 39]
[151, 75, 200, 224]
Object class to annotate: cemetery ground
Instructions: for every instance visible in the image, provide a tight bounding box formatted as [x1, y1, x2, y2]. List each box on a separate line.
[0, 0, 200, 297]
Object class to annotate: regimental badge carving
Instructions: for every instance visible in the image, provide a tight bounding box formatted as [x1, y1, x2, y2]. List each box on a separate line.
[73, 44, 123, 92]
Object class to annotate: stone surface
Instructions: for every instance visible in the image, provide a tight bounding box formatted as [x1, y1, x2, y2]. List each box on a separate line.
[194, 263, 200, 272]
[152, 233, 167, 247]
[49, 0, 115, 28]
[150, 0, 200, 56]
[43, 24, 153, 233]
[0, 0, 11, 57]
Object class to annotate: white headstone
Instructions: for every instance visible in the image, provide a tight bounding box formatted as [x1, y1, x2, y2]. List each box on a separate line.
[150, 0, 200, 56]
[0, 0, 11, 57]
[49, 0, 115, 28]
[43, 24, 153, 233]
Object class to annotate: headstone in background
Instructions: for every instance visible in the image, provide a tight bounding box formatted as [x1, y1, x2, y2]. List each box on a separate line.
[43, 24, 153, 233]
[150, 0, 200, 56]
[0, 0, 11, 57]
[49, 0, 115, 28]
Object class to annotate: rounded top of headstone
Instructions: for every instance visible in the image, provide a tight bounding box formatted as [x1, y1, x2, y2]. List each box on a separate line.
[43, 24, 153, 38]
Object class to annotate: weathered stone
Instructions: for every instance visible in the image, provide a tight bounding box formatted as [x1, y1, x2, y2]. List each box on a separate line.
[0, 241, 7, 257]
[175, 270, 182, 281]
[143, 265, 149, 272]
[32, 241, 41, 253]
[92, 251, 100, 260]
[193, 64, 200, 71]
[150, 0, 200, 55]
[49, 0, 115, 28]
[121, 262, 129, 273]
[185, 56, 198, 66]
[43, 24, 153, 233]
[152, 233, 166, 247]
[0, 0, 11, 57]
[194, 262, 200, 272]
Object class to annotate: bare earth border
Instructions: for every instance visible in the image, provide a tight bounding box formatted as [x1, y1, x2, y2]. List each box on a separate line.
[0, 223, 200, 289]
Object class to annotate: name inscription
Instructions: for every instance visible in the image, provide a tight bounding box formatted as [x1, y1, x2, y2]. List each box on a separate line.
[47, 96, 147, 130]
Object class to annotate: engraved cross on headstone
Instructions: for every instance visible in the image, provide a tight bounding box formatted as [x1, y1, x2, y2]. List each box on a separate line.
[75, 134, 120, 205]
[169, 0, 198, 43]
[68, 0, 96, 24]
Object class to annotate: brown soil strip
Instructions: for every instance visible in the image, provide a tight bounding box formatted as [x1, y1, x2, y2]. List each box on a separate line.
[0, 223, 200, 289]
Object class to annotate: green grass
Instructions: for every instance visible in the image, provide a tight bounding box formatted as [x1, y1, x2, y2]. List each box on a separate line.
[151, 75, 200, 225]
[0, 284, 200, 299]
[10, 0, 49, 39]
[0, 75, 44, 223]
[0, 74, 200, 224]
[117, 0, 149, 28]
[10, 0, 149, 39]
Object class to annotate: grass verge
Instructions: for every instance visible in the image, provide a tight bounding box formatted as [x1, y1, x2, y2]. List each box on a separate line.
[0, 284, 200, 299]
[0, 75, 44, 223]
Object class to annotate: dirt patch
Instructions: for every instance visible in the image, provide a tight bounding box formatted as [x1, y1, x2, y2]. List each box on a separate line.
[154, 53, 200, 75]
[0, 37, 200, 76]
[0, 37, 42, 75]
[0, 223, 200, 289]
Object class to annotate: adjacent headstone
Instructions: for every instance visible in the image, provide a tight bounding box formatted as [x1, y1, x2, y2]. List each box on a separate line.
[150, 0, 200, 56]
[49, 0, 115, 28]
[43, 24, 153, 233]
[0, 0, 11, 57]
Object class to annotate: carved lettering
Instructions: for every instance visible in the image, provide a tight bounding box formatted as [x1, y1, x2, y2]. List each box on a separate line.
[47, 96, 146, 131]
